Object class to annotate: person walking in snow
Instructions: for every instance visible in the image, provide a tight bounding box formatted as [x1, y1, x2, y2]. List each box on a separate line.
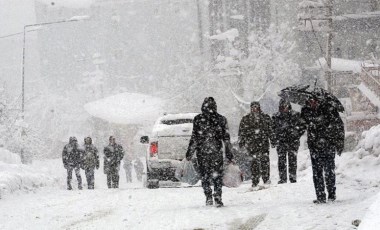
[272, 99, 306, 184]
[103, 136, 124, 189]
[301, 96, 344, 203]
[62, 136, 83, 190]
[238, 101, 276, 189]
[134, 157, 144, 182]
[81, 137, 99, 189]
[186, 97, 234, 207]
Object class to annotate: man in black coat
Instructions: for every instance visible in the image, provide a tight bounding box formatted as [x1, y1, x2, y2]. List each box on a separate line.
[272, 99, 306, 184]
[186, 97, 233, 207]
[238, 101, 275, 188]
[104, 136, 124, 188]
[62, 137, 83, 190]
[81, 137, 99, 189]
[301, 97, 344, 203]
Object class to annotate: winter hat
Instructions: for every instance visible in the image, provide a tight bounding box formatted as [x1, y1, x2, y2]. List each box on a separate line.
[250, 101, 261, 109]
[201, 97, 217, 114]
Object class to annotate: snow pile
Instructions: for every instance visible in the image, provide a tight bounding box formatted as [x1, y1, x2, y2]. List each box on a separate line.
[355, 125, 380, 157]
[0, 150, 60, 198]
[0, 148, 21, 164]
[359, 191, 380, 230]
[36, 0, 94, 9]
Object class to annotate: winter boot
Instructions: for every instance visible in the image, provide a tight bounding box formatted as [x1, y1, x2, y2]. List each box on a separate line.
[278, 180, 286, 184]
[214, 195, 224, 208]
[67, 185, 72, 190]
[313, 199, 326, 204]
[328, 194, 336, 202]
[206, 196, 213, 206]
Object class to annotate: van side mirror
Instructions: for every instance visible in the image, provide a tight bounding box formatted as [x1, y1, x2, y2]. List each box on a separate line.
[140, 136, 149, 144]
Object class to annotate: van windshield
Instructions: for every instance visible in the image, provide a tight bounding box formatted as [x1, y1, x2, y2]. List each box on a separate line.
[161, 119, 193, 125]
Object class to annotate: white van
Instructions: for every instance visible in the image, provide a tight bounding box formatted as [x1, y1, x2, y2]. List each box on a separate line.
[140, 113, 198, 188]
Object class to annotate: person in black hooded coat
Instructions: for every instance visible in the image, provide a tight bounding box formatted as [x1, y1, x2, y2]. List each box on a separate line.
[186, 97, 233, 207]
[272, 99, 306, 184]
[301, 97, 344, 204]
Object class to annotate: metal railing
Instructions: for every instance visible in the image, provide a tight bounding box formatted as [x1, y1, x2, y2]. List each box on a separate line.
[360, 65, 380, 97]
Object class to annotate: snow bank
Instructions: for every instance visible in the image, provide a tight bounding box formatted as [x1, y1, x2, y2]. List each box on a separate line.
[359, 191, 380, 230]
[36, 0, 94, 9]
[0, 148, 21, 164]
[299, 0, 324, 8]
[0, 151, 60, 198]
[355, 125, 380, 157]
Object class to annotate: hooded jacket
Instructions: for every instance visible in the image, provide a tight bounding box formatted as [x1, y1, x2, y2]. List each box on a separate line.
[186, 97, 233, 162]
[272, 99, 306, 148]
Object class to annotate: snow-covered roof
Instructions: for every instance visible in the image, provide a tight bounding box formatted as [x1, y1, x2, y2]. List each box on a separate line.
[158, 113, 198, 121]
[36, 0, 94, 9]
[334, 11, 380, 21]
[318, 58, 363, 73]
[84, 92, 165, 125]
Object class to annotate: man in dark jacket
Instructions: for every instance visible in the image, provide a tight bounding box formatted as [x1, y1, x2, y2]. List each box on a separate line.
[62, 137, 82, 190]
[186, 97, 233, 207]
[104, 136, 124, 188]
[272, 99, 306, 184]
[301, 97, 344, 203]
[238, 101, 275, 188]
[81, 137, 99, 189]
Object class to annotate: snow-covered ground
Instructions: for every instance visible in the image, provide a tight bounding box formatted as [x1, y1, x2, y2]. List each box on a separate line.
[1, 126, 380, 229]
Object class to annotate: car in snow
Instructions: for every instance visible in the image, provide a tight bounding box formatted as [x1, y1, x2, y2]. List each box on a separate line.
[140, 113, 198, 188]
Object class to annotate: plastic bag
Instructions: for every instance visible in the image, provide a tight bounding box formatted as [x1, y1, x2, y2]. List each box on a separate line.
[175, 160, 200, 185]
[223, 164, 243, 188]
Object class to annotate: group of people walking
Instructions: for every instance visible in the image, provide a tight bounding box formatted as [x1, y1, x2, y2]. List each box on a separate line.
[62, 136, 125, 190]
[186, 96, 344, 207]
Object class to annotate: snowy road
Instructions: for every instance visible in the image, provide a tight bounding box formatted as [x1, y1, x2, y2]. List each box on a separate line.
[1, 156, 379, 230]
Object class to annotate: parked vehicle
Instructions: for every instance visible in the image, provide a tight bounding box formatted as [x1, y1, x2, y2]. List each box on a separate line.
[140, 113, 198, 189]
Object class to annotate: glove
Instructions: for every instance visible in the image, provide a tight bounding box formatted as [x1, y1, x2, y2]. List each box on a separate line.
[228, 159, 236, 165]
[337, 151, 342, 157]
[96, 165, 99, 170]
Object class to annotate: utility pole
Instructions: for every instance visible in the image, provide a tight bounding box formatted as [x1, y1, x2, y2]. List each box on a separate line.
[326, 0, 333, 92]
[196, 0, 204, 71]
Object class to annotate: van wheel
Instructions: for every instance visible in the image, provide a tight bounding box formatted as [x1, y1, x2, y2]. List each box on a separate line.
[145, 170, 159, 189]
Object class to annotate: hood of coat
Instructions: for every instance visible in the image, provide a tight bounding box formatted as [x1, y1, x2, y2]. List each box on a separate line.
[201, 97, 217, 115]
[279, 98, 292, 112]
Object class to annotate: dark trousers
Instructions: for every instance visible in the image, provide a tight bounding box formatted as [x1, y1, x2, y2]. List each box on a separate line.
[67, 166, 82, 189]
[277, 144, 298, 183]
[106, 166, 120, 188]
[250, 151, 270, 186]
[199, 159, 223, 200]
[85, 168, 95, 189]
[310, 148, 336, 201]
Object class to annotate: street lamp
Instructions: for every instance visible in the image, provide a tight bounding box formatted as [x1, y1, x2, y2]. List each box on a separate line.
[20, 16, 89, 163]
